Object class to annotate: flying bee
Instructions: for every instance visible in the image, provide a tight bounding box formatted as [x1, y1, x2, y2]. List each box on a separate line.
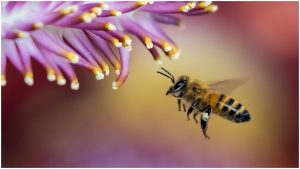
[157, 67, 251, 139]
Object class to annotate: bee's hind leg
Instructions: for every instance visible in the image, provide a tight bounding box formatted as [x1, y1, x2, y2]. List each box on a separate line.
[183, 104, 186, 112]
[201, 105, 212, 139]
[193, 110, 199, 123]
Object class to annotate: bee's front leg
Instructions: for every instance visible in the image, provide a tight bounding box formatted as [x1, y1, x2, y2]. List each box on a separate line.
[183, 104, 186, 112]
[187, 99, 201, 121]
[177, 98, 182, 111]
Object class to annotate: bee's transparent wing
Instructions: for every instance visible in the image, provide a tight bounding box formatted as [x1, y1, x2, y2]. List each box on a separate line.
[208, 79, 248, 94]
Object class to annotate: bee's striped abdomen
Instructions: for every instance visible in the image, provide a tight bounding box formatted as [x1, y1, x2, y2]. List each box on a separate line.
[215, 95, 251, 123]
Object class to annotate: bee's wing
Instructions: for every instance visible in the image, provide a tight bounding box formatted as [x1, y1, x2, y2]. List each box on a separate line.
[208, 79, 247, 94]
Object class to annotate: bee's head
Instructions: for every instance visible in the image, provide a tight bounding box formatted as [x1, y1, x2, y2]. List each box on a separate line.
[157, 68, 189, 98]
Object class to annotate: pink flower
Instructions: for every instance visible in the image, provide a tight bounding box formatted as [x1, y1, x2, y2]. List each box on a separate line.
[1, 1, 217, 90]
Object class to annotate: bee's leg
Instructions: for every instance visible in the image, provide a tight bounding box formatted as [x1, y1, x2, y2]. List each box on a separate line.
[177, 98, 182, 111]
[193, 110, 199, 123]
[177, 89, 186, 112]
[201, 105, 212, 139]
[187, 99, 201, 121]
[183, 104, 186, 112]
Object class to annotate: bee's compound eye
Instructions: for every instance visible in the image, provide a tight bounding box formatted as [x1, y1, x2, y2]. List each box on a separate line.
[174, 80, 186, 90]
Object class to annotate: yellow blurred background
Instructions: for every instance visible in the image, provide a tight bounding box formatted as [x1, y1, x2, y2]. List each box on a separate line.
[2, 2, 298, 167]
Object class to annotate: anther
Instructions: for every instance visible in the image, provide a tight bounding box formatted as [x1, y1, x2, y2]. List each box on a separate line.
[32, 22, 44, 29]
[71, 80, 80, 90]
[179, 5, 190, 13]
[64, 52, 79, 63]
[99, 3, 109, 10]
[162, 42, 172, 52]
[90, 7, 102, 15]
[80, 13, 93, 23]
[16, 30, 29, 38]
[198, 1, 212, 8]
[24, 72, 34, 86]
[112, 81, 119, 90]
[144, 37, 153, 49]
[92, 67, 104, 80]
[1, 74, 7, 86]
[111, 9, 122, 16]
[57, 75, 66, 86]
[112, 38, 122, 47]
[104, 23, 117, 31]
[47, 69, 56, 81]
[204, 5, 218, 12]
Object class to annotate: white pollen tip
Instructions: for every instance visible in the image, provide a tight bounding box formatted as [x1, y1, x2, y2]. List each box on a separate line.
[1, 79, 7, 86]
[95, 72, 104, 80]
[189, 2, 196, 8]
[125, 45, 133, 52]
[57, 78, 66, 86]
[100, 3, 109, 10]
[105, 70, 110, 76]
[164, 46, 172, 52]
[106, 23, 117, 31]
[115, 70, 120, 75]
[156, 60, 163, 65]
[70, 5, 79, 12]
[71, 54, 79, 64]
[71, 81, 80, 90]
[47, 74, 56, 81]
[24, 77, 34, 86]
[146, 42, 154, 49]
[199, 1, 212, 8]
[112, 81, 119, 90]
[124, 38, 132, 45]
[114, 42, 122, 47]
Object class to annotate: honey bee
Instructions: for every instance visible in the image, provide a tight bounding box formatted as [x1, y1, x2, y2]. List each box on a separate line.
[157, 67, 251, 139]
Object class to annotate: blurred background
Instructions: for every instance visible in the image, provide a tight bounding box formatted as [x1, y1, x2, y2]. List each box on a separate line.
[2, 2, 298, 167]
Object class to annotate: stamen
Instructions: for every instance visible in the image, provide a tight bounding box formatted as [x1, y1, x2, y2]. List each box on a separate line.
[112, 81, 119, 90]
[64, 52, 79, 63]
[104, 23, 117, 31]
[16, 30, 29, 38]
[90, 7, 103, 15]
[99, 3, 109, 10]
[57, 74, 66, 86]
[204, 5, 218, 12]
[187, 2, 196, 9]
[24, 72, 34, 86]
[1, 74, 7, 86]
[71, 79, 80, 90]
[162, 41, 172, 52]
[60, 5, 78, 15]
[115, 69, 120, 75]
[112, 38, 122, 47]
[144, 37, 153, 49]
[47, 69, 56, 81]
[111, 9, 122, 16]
[80, 13, 93, 23]
[136, 1, 148, 6]
[92, 67, 104, 80]
[198, 1, 212, 8]
[179, 5, 190, 13]
[103, 66, 110, 76]
[32, 22, 44, 29]
[123, 35, 132, 45]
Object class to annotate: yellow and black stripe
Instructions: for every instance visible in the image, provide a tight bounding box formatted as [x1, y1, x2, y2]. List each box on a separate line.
[214, 94, 250, 123]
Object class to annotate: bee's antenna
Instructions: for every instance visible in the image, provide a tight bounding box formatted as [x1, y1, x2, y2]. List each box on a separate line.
[160, 67, 175, 82]
[157, 71, 175, 84]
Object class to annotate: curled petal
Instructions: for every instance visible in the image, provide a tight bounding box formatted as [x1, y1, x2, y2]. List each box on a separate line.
[112, 47, 130, 89]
